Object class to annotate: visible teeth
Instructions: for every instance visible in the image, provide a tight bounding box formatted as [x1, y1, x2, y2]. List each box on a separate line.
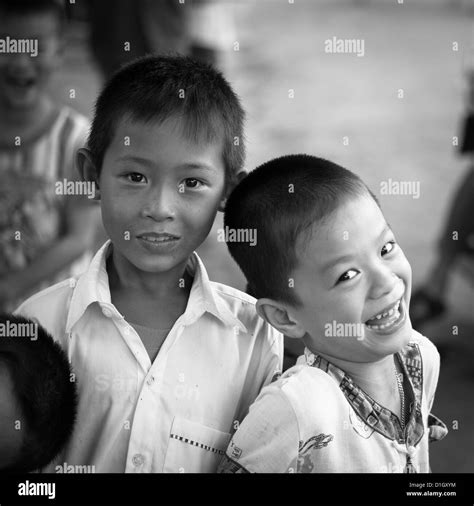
[142, 236, 175, 243]
[366, 309, 401, 330]
[369, 299, 402, 321]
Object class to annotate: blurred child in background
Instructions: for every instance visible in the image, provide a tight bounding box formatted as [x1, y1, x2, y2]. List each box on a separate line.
[0, 0, 99, 312]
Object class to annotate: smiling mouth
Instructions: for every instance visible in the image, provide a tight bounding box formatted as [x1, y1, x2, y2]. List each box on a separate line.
[365, 298, 404, 332]
[137, 233, 180, 244]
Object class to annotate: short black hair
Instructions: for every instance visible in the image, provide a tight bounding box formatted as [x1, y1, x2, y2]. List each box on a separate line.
[224, 154, 377, 307]
[88, 54, 246, 186]
[0, 0, 66, 31]
[0, 314, 77, 472]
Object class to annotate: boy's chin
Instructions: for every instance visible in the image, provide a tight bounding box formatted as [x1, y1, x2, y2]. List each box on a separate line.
[127, 253, 187, 274]
[115, 244, 191, 275]
[371, 323, 413, 357]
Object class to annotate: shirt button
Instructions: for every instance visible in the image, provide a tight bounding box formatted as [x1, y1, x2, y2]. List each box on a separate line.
[102, 307, 112, 318]
[132, 454, 145, 467]
[147, 376, 155, 386]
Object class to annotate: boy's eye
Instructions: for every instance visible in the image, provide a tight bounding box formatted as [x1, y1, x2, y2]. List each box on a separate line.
[127, 173, 146, 183]
[338, 269, 358, 283]
[381, 240, 396, 256]
[183, 178, 203, 189]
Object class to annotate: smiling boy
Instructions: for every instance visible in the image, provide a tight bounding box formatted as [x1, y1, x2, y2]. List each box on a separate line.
[15, 55, 283, 473]
[218, 155, 447, 473]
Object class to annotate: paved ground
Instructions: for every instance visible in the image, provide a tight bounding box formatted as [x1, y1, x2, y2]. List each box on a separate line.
[55, 0, 473, 473]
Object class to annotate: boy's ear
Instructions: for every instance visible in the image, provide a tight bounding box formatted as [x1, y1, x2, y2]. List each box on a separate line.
[76, 148, 101, 200]
[256, 298, 306, 339]
[218, 170, 247, 212]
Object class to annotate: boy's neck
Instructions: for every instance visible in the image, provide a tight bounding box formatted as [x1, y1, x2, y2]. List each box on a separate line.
[317, 351, 399, 402]
[107, 249, 193, 300]
[106, 248, 194, 330]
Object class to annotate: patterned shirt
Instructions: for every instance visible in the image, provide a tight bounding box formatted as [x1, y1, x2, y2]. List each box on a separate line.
[0, 106, 91, 308]
[218, 331, 447, 473]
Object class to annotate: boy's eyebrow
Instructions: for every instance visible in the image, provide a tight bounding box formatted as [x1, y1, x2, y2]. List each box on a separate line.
[115, 155, 155, 168]
[322, 254, 354, 271]
[114, 156, 216, 172]
[177, 163, 218, 172]
[321, 224, 392, 271]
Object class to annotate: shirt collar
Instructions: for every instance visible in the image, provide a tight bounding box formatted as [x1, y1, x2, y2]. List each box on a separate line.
[303, 345, 425, 446]
[184, 253, 248, 333]
[66, 241, 113, 333]
[66, 240, 247, 334]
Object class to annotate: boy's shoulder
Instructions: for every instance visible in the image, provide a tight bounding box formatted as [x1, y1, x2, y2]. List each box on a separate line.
[278, 362, 338, 391]
[210, 280, 257, 305]
[254, 362, 344, 420]
[53, 105, 89, 141]
[404, 330, 440, 368]
[403, 330, 441, 396]
[31, 104, 89, 142]
[56, 104, 89, 126]
[14, 277, 77, 345]
[210, 281, 258, 318]
[209, 281, 281, 342]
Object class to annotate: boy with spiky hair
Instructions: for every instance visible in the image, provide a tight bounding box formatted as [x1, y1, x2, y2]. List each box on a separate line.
[16, 55, 283, 473]
[0, 314, 77, 473]
[219, 154, 446, 473]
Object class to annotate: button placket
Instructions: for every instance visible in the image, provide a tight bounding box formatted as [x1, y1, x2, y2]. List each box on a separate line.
[147, 375, 155, 386]
[127, 323, 186, 472]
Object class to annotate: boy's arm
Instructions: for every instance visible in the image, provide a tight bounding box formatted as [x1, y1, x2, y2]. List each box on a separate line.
[413, 331, 448, 443]
[0, 116, 100, 309]
[0, 198, 99, 308]
[218, 386, 299, 473]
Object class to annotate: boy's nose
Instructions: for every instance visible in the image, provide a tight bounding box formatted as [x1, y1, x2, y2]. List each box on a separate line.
[140, 188, 176, 221]
[368, 266, 400, 300]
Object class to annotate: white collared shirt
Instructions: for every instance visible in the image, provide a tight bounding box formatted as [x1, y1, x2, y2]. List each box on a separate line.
[15, 241, 283, 473]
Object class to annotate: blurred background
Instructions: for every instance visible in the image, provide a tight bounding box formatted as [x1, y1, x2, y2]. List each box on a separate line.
[6, 0, 474, 472]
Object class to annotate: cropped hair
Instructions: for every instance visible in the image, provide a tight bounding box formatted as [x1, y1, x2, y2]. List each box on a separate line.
[88, 54, 246, 186]
[224, 154, 377, 307]
[0, 314, 77, 472]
